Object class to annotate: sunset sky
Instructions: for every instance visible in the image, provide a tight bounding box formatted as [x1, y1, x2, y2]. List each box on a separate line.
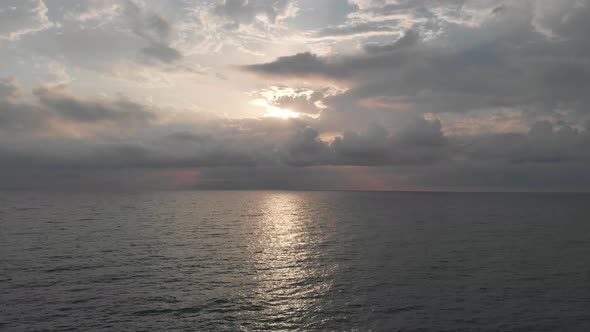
[1, 0, 589, 191]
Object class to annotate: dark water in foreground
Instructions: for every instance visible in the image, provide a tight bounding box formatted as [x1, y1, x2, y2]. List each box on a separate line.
[1, 191, 589, 331]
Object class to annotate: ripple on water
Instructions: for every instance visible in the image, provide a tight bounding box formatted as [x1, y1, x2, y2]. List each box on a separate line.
[1, 191, 590, 331]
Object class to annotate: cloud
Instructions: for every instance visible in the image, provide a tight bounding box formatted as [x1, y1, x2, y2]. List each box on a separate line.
[123, 0, 183, 63]
[273, 92, 324, 115]
[315, 21, 399, 38]
[0, 0, 54, 40]
[139, 43, 182, 63]
[331, 119, 447, 166]
[214, 0, 293, 26]
[1, 1, 590, 190]
[1, 78, 590, 190]
[243, 2, 590, 117]
[456, 121, 590, 164]
[282, 126, 330, 165]
[17, 0, 184, 75]
[0, 77, 22, 101]
[254, 86, 328, 115]
[2, 80, 447, 169]
[363, 28, 420, 53]
[349, 0, 499, 26]
[0, 80, 157, 138]
[240, 52, 351, 80]
[32, 85, 156, 125]
[64, 1, 122, 22]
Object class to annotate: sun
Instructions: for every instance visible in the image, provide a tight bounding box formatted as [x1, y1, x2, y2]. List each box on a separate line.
[250, 97, 300, 119]
[263, 105, 300, 119]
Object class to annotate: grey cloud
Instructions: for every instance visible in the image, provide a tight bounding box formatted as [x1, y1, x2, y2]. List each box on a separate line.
[214, 0, 291, 26]
[0, 77, 22, 101]
[0, 101, 49, 132]
[283, 126, 330, 166]
[2, 84, 590, 190]
[0, 0, 53, 40]
[331, 119, 447, 166]
[272, 90, 325, 115]
[243, 2, 590, 116]
[0, 83, 449, 170]
[397, 117, 444, 146]
[26, 24, 141, 70]
[0, 82, 158, 137]
[363, 29, 420, 53]
[140, 43, 182, 63]
[277, 118, 449, 167]
[123, 0, 182, 63]
[491, 6, 506, 16]
[291, 0, 358, 30]
[15, 0, 184, 74]
[60, 1, 122, 22]
[241, 52, 351, 80]
[316, 21, 399, 38]
[456, 121, 590, 165]
[33, 85, 156, 125]
[353, 0, 481, 19]
[331, 124, 392, 165]
[533, 0, 590, 53]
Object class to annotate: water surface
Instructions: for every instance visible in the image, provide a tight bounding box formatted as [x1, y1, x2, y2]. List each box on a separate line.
[1, 191, 589, 331]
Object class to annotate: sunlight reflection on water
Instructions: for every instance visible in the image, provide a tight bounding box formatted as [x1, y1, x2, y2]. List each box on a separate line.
[251, 192, 333, 328]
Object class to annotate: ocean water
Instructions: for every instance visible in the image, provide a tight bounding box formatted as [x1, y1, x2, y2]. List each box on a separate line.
[1, 191, 589, 331]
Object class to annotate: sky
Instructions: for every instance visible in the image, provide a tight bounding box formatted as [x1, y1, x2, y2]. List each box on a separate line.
[1, 0, 590, 191]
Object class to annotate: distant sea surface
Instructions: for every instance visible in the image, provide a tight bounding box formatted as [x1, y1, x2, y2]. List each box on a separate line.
[1, 191, 590, 331]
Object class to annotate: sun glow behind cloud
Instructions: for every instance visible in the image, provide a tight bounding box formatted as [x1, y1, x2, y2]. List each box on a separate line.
[250, 98, 300, 119]
[263, 105, 300, 119]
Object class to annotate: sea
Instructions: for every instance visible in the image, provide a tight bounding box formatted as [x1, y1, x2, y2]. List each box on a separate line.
[1, 191, 589, 331]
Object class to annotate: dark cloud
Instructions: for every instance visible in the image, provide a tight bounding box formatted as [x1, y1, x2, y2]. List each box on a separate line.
[33, 85, 156, 125]
[331, 124, 392, 166]
[455, 121, 590, 165]
[331, 119, 448, 166]
[363, 29, 420, 54]
[139, 43, 182, 63]
[283, 126, 330, 166]
[241, 52, 351, 80]
[0, 101, 49, 132]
